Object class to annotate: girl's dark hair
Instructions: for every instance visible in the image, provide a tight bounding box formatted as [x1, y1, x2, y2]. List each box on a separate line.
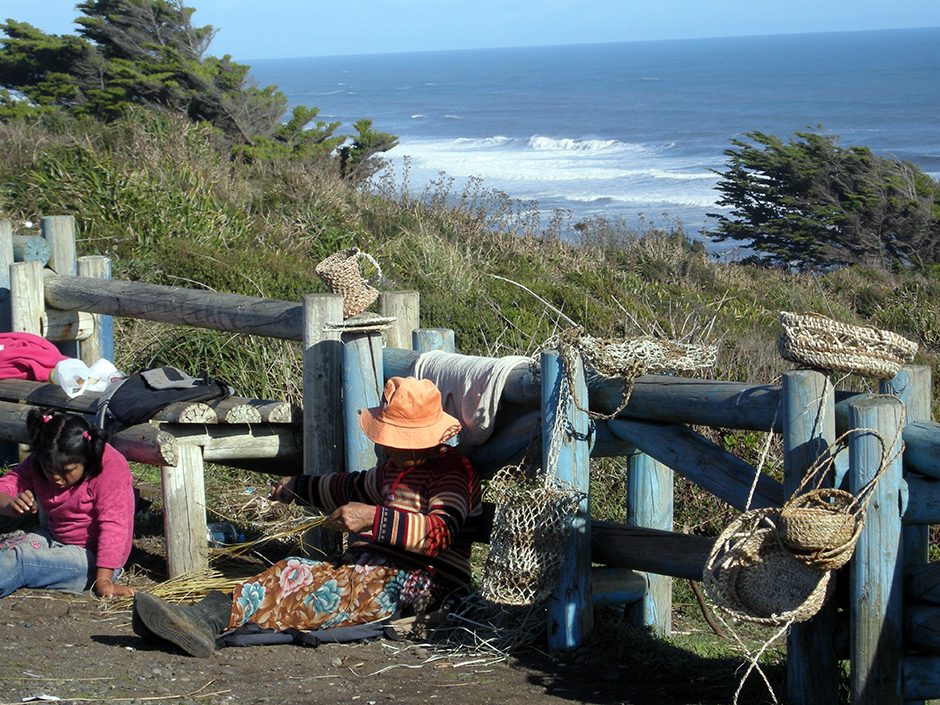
[26, 408, 110, 482]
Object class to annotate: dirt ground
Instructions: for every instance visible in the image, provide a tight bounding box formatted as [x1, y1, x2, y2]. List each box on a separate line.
[0, 487, 783, 705]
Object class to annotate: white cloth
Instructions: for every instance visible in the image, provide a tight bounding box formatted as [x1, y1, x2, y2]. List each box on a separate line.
[412, 350, 531, 446]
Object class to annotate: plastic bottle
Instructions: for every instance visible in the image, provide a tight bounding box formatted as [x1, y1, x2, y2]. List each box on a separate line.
[206, 522, 245, 546]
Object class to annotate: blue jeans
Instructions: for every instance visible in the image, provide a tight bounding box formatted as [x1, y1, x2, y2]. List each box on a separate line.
[0, 529, 120, 598]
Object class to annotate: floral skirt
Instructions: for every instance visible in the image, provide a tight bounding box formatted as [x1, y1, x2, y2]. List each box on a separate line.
[227, 552, 437, 632]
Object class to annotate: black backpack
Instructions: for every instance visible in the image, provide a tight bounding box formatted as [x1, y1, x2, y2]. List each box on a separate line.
[96, 366, 234, 430]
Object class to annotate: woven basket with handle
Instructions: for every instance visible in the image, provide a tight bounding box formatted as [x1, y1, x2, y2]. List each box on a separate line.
[315, 248, 382, 318]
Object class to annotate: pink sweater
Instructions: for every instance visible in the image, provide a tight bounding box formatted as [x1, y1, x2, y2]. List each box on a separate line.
[0, 444, 135, 570]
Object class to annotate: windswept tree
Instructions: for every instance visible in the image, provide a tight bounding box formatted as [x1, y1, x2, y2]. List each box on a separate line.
[0, 0, 395, 173]
[709, 131, 940, 269]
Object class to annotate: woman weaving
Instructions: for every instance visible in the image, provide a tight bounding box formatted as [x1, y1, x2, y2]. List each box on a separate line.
[133, 376, 482, 657]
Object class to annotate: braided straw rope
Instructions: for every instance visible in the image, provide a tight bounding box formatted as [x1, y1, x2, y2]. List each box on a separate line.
[778, 311, 918, 379]
[315, 247, 383, 318]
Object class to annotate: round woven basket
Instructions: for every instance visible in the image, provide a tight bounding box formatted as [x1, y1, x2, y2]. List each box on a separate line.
[778, 311, 918, 379]
[703, 508, 833, 625]
[777, 488, 864, 571]
[315, 248, 382, 318]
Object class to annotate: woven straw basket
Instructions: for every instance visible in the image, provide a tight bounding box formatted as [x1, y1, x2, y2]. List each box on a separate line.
[777, 488, 863, 571]
[703, 508, 833, 625]
[315, 248, 383, 318]
[778, 311, 918, 379]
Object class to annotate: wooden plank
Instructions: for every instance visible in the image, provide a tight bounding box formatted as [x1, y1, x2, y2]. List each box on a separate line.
[782, 370, 839, 705]
[110, 423, 178, 467]
[590, 521, 714, 582]
[904, 600, 940, 656]
[0, 378, 99, 414]
[378, 290, 419, 350]
[206, 396, 299, 424]
[607, 418, 784, 510]
[903, 653, 940, 701]
[43, 273, 304, 341]
[902, 474, 940, 525]
[149, 401, 217, 424]
[543, 350, 592, 651]
[460, 409, 539, 478]
[11, 235, 50, 265]
[900, 421, 940, 480]
[907, 562, 940, 604]
[849, 395, 904, 705]
[40, 215, 78, 358]
[41, 309, 95, 343]
[157, 423, 302, 462]
[209, 398, 262, 423]
[592, 566, 648, 606]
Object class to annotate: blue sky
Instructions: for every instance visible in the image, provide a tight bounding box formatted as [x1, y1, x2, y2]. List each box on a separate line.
[4, 0, 940, 61]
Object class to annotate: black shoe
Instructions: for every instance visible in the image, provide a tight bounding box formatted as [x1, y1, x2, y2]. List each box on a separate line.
[133, 590, 231, 658]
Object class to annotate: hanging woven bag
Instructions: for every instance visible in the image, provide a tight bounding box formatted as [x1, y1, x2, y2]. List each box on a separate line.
[315, 247, 383, 318]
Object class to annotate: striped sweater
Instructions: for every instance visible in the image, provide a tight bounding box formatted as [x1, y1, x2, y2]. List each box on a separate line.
[292, 447, 482, 588]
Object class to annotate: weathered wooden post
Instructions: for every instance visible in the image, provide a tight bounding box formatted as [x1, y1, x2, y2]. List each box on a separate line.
[849, 395, 904, 705]
[161, 443, 208, 576]
[542, 350, 592, 650]
[782, 369, 839, 704]
[378, 290, 419, 350]
[40, 216, 78, 358]
[9, 260, 44, 337]
[302, 293, 345, 557]
[342, 330, 383, 473]
[626, 450, 673, 637]
[76, 255, 114, 364]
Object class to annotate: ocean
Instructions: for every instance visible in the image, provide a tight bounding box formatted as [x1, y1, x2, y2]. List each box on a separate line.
[246, 28, 940, 249]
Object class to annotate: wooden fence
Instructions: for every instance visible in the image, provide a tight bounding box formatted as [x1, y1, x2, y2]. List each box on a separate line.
[3, 215, 940, 704]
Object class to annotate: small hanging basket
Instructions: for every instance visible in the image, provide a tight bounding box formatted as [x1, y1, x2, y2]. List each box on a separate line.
[703, 508, 834, 626]
[315, 247, 383, 319]
[479, 466, 585, 607]
[778, 311, 918, 379]
[777, 488, 863, 571]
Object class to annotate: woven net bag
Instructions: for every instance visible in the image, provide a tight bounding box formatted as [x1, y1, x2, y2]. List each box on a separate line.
[776, 488, 863, 571]
[479, 466, 585, 606]
[703, 508, 833, 626]
[315, 248, 383, 318]
[778, 311, 918, 379]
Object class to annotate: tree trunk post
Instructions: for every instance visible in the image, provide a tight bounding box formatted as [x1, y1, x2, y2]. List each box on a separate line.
[302, 293, 345, 557]
[626, 449, 673, 637]
[542, 349, 592, 650]
[849, 395, 904, 705]
[76, 255, 114, 364]
[378, 290, 419, 350]
[40, 216, 78, 358]
[782, 369, 840, 705]
[342, 330, 383, 474]
[10, 261, 44, 338]
[161, 443, 208, 577]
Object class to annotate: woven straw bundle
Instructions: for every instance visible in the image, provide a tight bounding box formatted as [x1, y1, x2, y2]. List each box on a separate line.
[479, 467, 584, 606]
[315, 248, 383, 318]
[777, 488, 863, 571]
[778, 311, 918, 379]
[703, 508, 833, 625]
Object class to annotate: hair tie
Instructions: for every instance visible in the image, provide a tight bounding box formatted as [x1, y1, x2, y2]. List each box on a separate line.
[82, 431, 91, 441]
[42, 414, 52, 423]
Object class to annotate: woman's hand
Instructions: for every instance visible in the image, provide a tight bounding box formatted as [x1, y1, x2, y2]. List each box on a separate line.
[269, 476, 297, 504]
[325, 502, 376, 533]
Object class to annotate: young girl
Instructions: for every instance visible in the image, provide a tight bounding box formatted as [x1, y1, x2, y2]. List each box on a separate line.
[0, 409, 136, 598]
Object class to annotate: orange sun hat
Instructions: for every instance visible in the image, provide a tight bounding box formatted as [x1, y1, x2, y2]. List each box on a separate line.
[359, 377, 461, 449]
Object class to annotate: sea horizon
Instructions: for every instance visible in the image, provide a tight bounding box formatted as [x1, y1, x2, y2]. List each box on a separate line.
[246, 27, 940, 252]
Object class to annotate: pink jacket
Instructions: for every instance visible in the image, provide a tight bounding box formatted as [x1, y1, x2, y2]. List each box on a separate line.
[0, 444, 135, 570]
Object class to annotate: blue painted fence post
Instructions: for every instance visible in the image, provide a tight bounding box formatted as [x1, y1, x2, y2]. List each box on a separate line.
[342, 330, 384, 473]
[849, 395, 904, 705]
[626, 450, 673, 637]
[542, 350, 592, 650]
[76, 255, 114, 364]
[782, 369, 839, 704]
